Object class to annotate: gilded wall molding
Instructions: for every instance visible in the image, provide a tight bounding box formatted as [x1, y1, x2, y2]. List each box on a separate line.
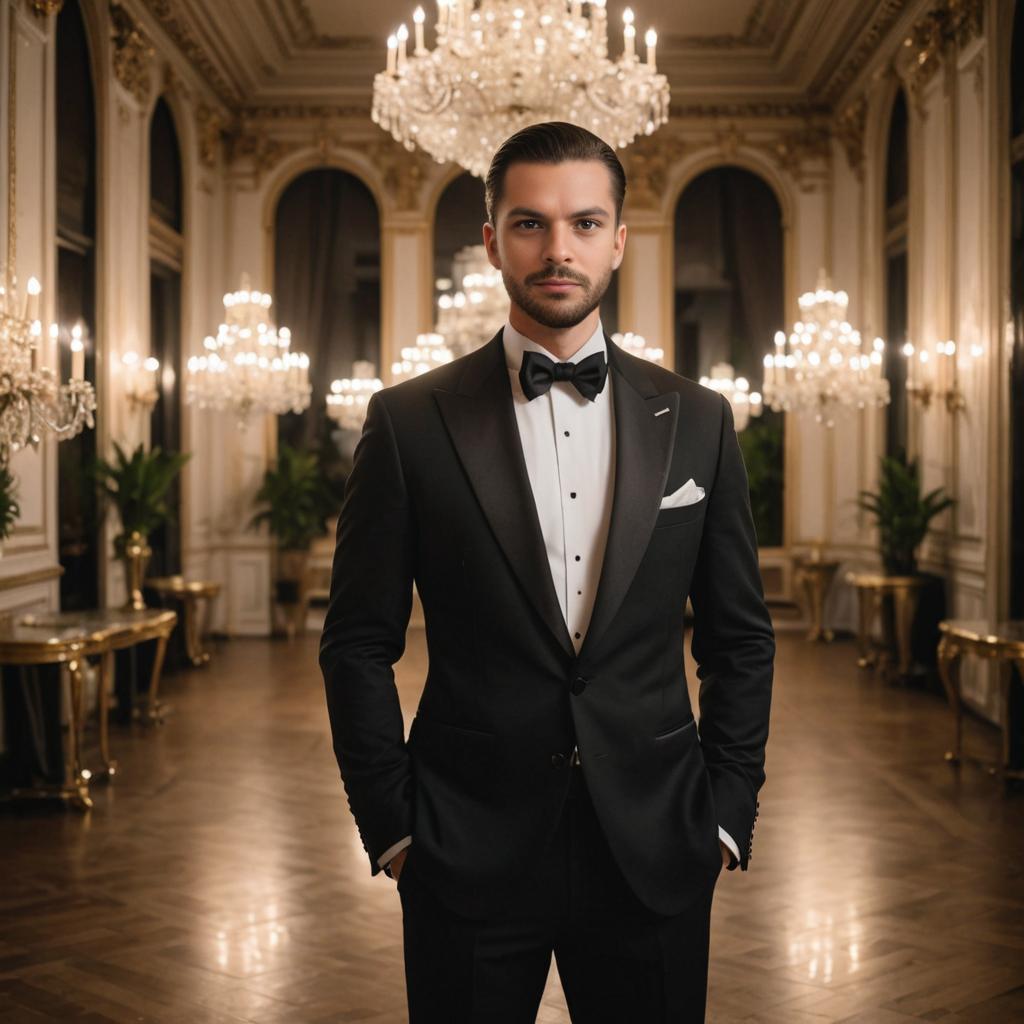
[834, 94, 868, 181]
[27, 0, 63, 15]
[622, 134, 692, 210]
[366, 138, 434, 211]
[196, 103, 223, 169]
[820, 0, 910, 107]
[109, 1, 154, 106]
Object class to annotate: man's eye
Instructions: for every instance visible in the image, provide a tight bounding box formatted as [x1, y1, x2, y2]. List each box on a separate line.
[516, 220, 539, 229]
[578, 220, 599, 230]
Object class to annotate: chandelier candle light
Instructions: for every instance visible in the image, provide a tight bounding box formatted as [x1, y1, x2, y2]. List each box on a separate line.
[391, 332, 455, 384]
[611, 330, 663, 366]
[762, 271, 889, 428]
[372, 0, 670, 177]
[186, 274, 311, 428]
[0, 268, 96, 466]
[901, 337, 982, 412]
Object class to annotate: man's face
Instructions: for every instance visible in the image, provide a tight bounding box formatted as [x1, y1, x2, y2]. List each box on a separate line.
[483, 160, 627, 330]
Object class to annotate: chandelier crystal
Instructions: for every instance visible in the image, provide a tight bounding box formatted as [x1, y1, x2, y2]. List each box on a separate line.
[0, 270, 96, 466]
[699, 362, 762, 432]
[372, 0, 670, 177]
[611, 330, 663, 366]
[392, 333, 455, 384]
[435, 245, 509, 356]
[762, 271, 889, 428]
[186, 274, 311, 428]
[327, 360, 384, 431]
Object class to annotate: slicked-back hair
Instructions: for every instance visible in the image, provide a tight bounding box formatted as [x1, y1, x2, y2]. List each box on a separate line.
[484, 121, 626, 227]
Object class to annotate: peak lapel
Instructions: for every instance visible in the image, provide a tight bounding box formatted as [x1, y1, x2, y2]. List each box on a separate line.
[433, 331, 576, 659]
[578, 337, 679, 663]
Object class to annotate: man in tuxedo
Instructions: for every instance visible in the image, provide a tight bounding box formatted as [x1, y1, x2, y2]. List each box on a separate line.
[320, 121, 774, 1022]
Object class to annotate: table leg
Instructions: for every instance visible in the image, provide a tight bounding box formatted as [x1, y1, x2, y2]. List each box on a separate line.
[936, 636, 963, 763]
[65, 656, 93, 810]
[893, 586, 920, 678]
[97, 649, 117, 778]
[144, 631, 171, 724]
[184, 595, 211, 667]
[855, 586, 877, 668]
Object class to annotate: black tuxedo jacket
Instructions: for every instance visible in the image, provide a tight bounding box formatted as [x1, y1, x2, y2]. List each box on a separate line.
[320, 328, 775, 919]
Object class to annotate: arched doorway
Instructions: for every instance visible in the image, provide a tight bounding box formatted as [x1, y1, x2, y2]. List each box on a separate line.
[273, 168, 381, 455]
[672, 166, 785, 548]
[56, 0, 99, 611]
[147, 96, 184, 578]
[883, 88, 910, 459]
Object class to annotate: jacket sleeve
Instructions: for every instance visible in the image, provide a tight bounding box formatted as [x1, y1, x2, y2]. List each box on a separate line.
[688, 393, 775, 870]
[319, 391, 415, 877]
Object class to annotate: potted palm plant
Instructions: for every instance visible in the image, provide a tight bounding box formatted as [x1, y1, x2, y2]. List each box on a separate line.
[856, 451, 955, 575]
[92, 442, 191, 610]
[250, 443, 334, 636]
[0, 466, 21, 557]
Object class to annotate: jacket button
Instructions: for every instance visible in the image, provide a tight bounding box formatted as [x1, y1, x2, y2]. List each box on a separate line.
[551, 752, 567, 768]
[571, 676, 588, 695]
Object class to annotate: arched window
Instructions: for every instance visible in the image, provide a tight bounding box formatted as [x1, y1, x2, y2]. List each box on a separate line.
[56, 0, 99, 611]
[273, 169, 381, 452]
[1010, 0, 1024, 617]
[883, 89, 910, 460]
[673, 166, 785, 548]
[148, 96, 184, 578]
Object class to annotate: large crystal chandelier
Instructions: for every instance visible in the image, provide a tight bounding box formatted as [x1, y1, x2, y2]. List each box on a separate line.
[762, 271, 889, 428]
[327, 360, 383, 431]
[372, 0, 669, 177]
[186, 274, 311, 428]
[612, 330, 663, 366]
[436, 245, 509, 356]
[0, 269, 95, 466]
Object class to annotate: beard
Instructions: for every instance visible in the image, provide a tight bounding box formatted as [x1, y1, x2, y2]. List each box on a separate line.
[501, 263, 614, 330]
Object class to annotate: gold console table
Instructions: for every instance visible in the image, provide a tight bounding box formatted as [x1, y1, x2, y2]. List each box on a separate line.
[146, 575, 221, 667]
[936, 619, 1024, 780]
[845, 572, 927, 680]
[0, 607, 177, 809]
[793, 555, 841, 642]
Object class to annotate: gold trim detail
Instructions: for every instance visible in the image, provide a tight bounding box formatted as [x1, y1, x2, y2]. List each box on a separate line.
[0, 565, 64, 591]
[195, 103, 223, 169]
[27, 1, 64, 15]
[109, 1, 154, 106]
[834, 95, 868, 181]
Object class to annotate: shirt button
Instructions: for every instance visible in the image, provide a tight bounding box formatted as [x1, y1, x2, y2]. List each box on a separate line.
[575, 555, 581, 561]
[564, 430, 570, 436]
[570, 492, 576, 499]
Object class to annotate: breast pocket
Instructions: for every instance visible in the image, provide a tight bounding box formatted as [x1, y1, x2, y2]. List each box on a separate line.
[654, 501, 707, 529]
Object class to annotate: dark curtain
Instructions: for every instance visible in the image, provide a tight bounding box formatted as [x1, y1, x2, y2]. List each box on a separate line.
[274, 169, 381, 452]
[435, 172, 487, 287]
[56, 0, 99, 612]
[673, 167, 785, 547]
[884, 90, 910, 460]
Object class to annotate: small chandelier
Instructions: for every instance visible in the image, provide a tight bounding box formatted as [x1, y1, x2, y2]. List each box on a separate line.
[372, 0, 669, 177]
[699, 362, 762, 432]
[762, 270, 889, 428]
[436, 245, 509, 356]
[392, 333, 454, 384]
[186, 274, 311, 428]
[0, 271, 96, 466]
[902, 337, 982, 413]
[611, 330, 663, 366]
[327, 360, 383, 431]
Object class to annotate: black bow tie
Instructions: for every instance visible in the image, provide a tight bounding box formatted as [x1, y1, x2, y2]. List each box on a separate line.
[518, 349, 608, 402]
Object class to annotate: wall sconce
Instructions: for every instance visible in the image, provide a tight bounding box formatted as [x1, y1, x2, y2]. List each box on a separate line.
[902, 338, 983, 413]
[121, 350, 160, 412]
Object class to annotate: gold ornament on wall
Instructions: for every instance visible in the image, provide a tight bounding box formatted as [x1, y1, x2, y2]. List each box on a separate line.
[27, 1, 64, 15]
[110, 1, 155, 106]
[834, 95, 868, 182]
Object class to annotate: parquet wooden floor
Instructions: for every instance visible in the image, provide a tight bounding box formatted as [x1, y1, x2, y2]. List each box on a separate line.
[1, 618, 1022, 1023]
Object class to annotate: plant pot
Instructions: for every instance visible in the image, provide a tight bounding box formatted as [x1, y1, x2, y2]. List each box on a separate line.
[120, 530, 152, 611]
[274, 548, 310, 638]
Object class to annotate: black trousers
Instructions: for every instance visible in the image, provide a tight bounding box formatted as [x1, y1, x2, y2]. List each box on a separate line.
[398, 762, 720, 1023]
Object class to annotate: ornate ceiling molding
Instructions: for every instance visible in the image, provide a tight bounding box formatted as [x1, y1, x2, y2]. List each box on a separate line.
[141, 0, 241, 107]
[662, 0, 789, 50]
[110, 1, 155, 106]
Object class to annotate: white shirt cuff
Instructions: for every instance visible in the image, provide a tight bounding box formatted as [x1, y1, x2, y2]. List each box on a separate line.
[718, 826, 740, 864]
[378, 835, 412, 869]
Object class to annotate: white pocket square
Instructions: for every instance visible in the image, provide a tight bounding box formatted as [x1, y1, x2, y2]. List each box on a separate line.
[659, 478, 705, 509]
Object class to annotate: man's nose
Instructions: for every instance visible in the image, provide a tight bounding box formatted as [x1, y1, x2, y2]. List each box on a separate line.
[541, 223, 573, 265]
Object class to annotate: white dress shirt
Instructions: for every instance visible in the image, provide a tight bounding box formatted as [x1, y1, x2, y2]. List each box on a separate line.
[379, 318, 740, 872]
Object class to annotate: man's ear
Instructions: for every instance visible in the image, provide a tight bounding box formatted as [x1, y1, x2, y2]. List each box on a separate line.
[482, 221, 501, 269]
[612, 221, 627, 271]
